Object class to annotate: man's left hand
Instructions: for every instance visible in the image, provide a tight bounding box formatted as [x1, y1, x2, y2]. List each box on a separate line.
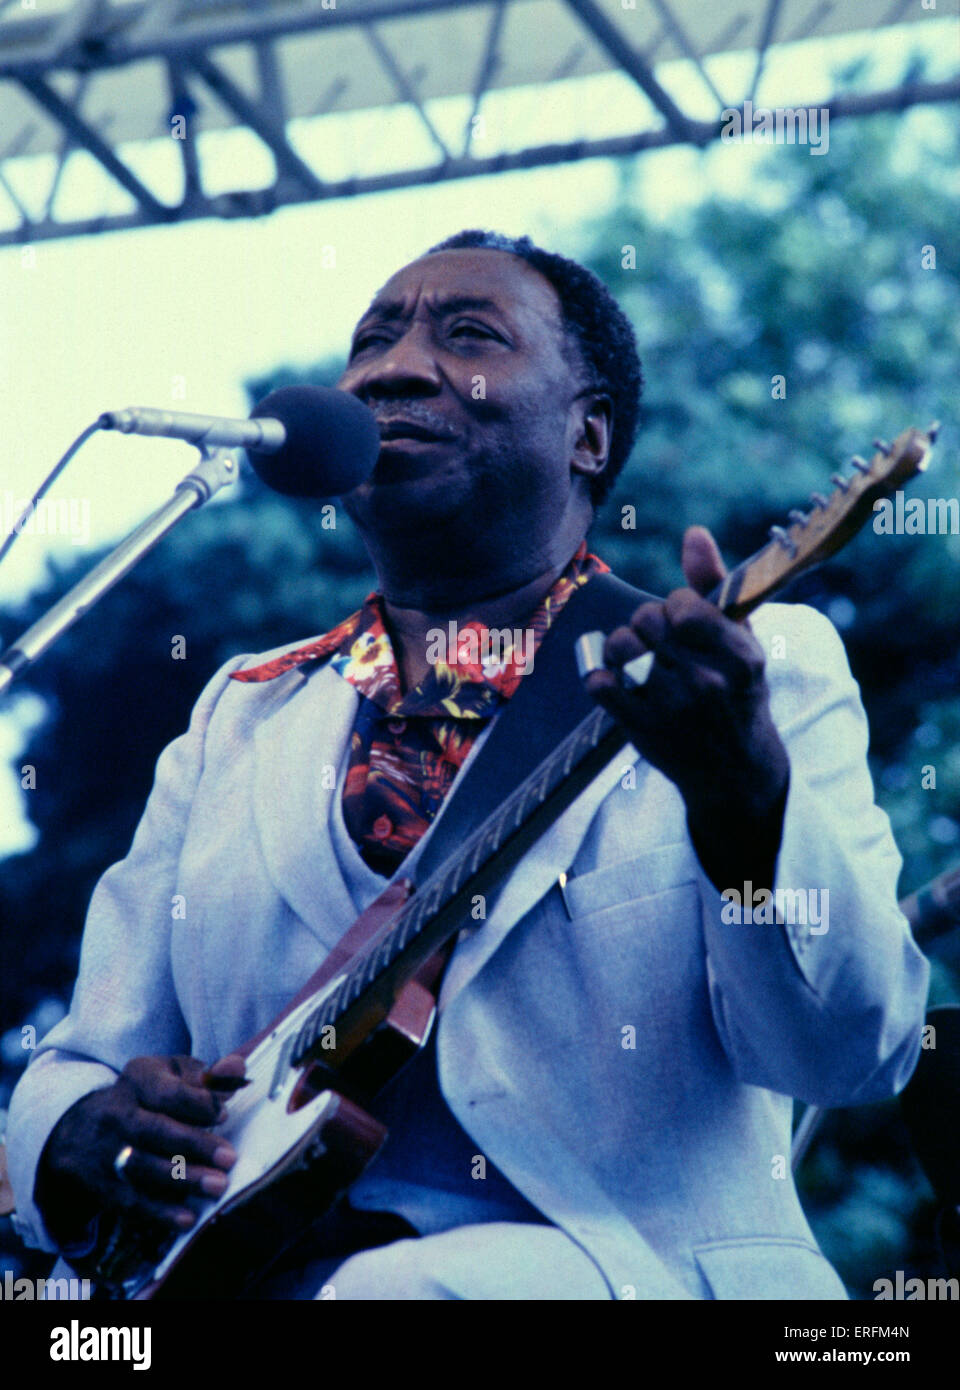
[583, 526, 790, 891]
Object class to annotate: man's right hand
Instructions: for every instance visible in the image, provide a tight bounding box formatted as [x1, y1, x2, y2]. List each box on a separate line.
[35, 1053, 243, 1245]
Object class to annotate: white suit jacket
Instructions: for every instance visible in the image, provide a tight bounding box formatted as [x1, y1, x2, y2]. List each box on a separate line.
[7, 599, 929, 1299]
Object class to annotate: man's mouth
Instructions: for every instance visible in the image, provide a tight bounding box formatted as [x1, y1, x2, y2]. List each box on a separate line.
[378, 421, 447, 442]
[373, 409, 457, 444]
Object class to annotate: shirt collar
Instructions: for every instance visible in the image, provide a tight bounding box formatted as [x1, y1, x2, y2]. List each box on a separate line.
[231, 542, 609, 718]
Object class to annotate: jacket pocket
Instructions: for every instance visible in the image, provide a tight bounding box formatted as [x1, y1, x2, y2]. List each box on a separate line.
[693, 1236, 848, 1300]
[561, 841, 697, 920]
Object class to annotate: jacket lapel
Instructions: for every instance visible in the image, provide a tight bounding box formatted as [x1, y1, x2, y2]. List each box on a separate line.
[438, 746, 640, 1008]
[251, 664, 361, 948]
[249, 572, 653, 995]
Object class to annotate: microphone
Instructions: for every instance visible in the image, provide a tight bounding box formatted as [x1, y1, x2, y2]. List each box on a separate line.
[99, 385, 381, 499]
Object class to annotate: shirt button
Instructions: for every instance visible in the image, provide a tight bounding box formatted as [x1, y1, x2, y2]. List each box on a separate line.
[372, 815, 393, 840]
[388, 717, 406, 735]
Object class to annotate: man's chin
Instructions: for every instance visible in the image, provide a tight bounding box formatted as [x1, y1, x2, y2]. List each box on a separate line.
[369, 440, 460, 484]
[341, 464, 474, 530]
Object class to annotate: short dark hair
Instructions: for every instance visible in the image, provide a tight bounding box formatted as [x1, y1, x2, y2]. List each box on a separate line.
[427, 229, 642, 505]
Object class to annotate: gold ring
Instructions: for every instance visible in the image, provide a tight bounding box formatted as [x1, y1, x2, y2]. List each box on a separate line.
[113, 1144, 134, 1179]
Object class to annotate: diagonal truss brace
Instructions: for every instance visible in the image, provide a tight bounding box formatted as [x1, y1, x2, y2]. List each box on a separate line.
[18, 73, 170, 218]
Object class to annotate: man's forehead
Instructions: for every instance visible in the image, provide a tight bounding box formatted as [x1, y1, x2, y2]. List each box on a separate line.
[358, 248, 563, 327]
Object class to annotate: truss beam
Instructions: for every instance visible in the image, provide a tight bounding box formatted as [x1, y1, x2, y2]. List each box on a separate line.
[2, 74, 956, 250]
[0, 1, 956, 248]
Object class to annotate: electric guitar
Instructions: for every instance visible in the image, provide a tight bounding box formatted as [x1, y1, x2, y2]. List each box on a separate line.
[87, 423, 938, 1299]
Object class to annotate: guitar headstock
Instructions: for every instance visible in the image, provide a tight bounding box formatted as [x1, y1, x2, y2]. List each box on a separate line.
[715, 422, 939, 620]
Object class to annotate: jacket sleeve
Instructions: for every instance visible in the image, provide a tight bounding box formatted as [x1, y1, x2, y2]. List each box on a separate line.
[6, 654, 249, 1253]
[698, 603, 929, 1107]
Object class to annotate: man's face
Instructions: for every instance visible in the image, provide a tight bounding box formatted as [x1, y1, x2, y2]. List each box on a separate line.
[336, 248, 602, 543]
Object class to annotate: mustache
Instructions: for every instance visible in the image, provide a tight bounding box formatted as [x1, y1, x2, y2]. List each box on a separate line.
[368, 400, 457, 436]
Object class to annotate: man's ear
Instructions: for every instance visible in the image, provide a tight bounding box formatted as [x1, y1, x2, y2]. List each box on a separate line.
[570, 393, 613, 489]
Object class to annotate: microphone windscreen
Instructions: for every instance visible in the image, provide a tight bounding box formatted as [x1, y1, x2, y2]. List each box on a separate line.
[247, 385, 380, 498]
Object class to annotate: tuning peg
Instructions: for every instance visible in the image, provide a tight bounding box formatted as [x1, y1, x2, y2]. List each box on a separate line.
[873, 438, 890, 453]
[768, 525, 797, 556]
[850, 456, 870, 473]
[830, 474, 850, 492]
[810, 492, 829, 509]
[788, 509, 809, 526]
[928, 420, 941, 442]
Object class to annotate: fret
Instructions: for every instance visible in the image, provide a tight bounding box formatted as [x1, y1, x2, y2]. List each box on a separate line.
[529, 764, 554, 807]
[469, 833, 486, 876]
[293, 1012, 318, 1060]
[268, 1032, 297, 1098]
[332, 966, 363, 1014]
[392, 902, 419, 955]
[423, 875, 448, 918]
[354, 947, 382, 997]
[442, 859, 465, 902]
[330, 974, 356, 1017]
[369, 935, 395, 981]
[379, 928, 403, 973]
[507, 782, 534, 828]
[488, 812, 508, 853]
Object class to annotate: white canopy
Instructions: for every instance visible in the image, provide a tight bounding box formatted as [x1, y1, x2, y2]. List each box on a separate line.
[0, 0, 956, 244]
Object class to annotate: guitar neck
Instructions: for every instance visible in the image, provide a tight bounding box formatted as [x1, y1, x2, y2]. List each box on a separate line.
[709, 426, 935, 621]
[291, 422, 938, 1070]
[291, 702, 626, 1067]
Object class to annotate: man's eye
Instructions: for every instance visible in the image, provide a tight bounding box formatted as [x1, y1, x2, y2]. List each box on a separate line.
[449, 322, 497, 341]
[351, 331, 391, 355]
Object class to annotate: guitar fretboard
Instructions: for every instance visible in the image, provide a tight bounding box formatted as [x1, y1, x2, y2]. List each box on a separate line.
[286, 422, 937, 1069]
[289, 702, 620, 1064]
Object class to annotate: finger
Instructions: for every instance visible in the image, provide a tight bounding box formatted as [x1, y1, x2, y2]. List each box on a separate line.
[661, 589, 764, 670]
[131, 1110, 237, 1171]
[603, 624, 648, 670]
[681, 526, 726, 597]
[583, 669, 649, 730]
[126, 1056, 225, 1126]
[112, 1181, 200, 1232]
[626, 603, 670, 653]
[116, 1148, 231, 1201]
[203, 1053, 248, 1093]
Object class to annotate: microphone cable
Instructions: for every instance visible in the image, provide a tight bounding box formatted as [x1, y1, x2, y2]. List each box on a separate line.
[0, 420, 103, 569]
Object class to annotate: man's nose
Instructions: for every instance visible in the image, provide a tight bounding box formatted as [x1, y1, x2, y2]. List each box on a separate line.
[353, 325, 443, 397]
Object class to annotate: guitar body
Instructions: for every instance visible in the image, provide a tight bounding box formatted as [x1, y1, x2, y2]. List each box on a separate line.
[82, 423, 936, 1300]
[96, 970, 435, 1300]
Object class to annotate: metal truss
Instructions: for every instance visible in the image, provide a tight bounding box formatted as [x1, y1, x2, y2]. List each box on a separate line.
[0, 0, 957, 248]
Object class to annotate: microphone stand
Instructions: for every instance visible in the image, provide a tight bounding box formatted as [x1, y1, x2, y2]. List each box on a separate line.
[0, 446, 238, 698]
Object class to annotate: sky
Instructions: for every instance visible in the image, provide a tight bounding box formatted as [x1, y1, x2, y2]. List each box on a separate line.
[0, 10, 957, 853]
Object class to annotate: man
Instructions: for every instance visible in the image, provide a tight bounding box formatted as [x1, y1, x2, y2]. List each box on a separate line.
[7, 230, 929, 1299]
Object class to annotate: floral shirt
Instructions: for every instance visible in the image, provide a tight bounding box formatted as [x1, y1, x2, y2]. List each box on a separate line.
[231, 543, 609, 874]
